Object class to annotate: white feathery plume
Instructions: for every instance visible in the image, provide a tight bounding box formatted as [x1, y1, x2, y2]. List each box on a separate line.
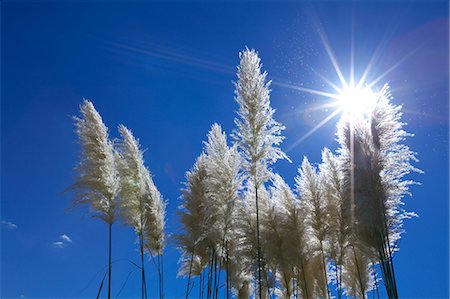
[177, 154, 217, 299]
[143, 178, 166, 299]
[336, 114, 381, 299]
[366, 84, 419, 299]
[176, 154, 210, 278]
[203, 123, 243, 298]
[336, 84, 419, 299]
[116, 124, 149, 299]
[296, 157, 330, 299]
[69, 99, 118, 299]
[116, 124, 149, 234]
[233, 182, 271, 298]
[265, 174, 295, 298]
[70, 99, 118, 224]
[232, 48, 289, 298]
[232, 48, 289, 187]
[369, 84, 420, 250]
[117, 124, 166, 299]
[117, 125, 166, 255]
[203, 123, 243, 254]
[319, 147, 352, 299]
[178, 124, 243, 299]
[143, 174, 166, 256]
[270, 174, 311, 299]
[341, 244, 374, 299]
[228, 232, 253, 299]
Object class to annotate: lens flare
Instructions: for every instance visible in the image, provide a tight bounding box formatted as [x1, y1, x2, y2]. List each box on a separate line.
[338, 85, 376, 115]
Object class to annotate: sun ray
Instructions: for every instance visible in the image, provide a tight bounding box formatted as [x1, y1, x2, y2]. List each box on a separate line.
[350, 2, 355, 87]
[273, 81, 341, 99]
[279, 9, 429, 149]
[286, 108, 342, 152]
[356, 38, 390, 89]
[103, 39, 234, 75]
[367, 45, 422, 89]
[311, 68, 343, 93]
[317, 28, 348, 89]
[307, 101, 341, 111]
[280, 102, 341, 121]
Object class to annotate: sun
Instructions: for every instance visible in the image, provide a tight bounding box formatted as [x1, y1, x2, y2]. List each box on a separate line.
[278, 17, 417, 151]
[337, 84, 376, 116]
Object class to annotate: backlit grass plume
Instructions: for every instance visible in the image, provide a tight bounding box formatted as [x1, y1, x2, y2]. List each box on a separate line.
[296, 157, 330, 299]
[232, 48, 289, 298]
[319, 148, 351, 299]
[69, 99, 118, 299]
[267, 174, 297, 298]
[336, 84, 420, 299]
[116, 124, 166, 299]
[176, 154, 210, 298]
[233, 183, 271, 298]
[203, 123, 243, 298]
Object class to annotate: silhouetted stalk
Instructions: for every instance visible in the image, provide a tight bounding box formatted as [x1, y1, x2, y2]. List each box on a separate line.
[202, 267, 205, 299]
[319, 242, 330, 299]
[108, 223, 112, 299]
[139, 231, 147, 299]
[379, 244, 396, 299]
[379, 194, 398, 299]
[377, 226, 395, 299]
[386, 231, 398, 298]
[186, 251, 195, 299]
[378, 249, 390, 297]
[255, 185, 263, 299]
[337, 244, 344, 299]
[282, 271, 291, 298]
[267, 268, 274, 299]
[158, 254, 161, 299]
[339, 264, 343, 299]
[348, 122, 366, 299]
[212, 256, 217, 299]
[300, 260, 309, 299]
[162, 255, 164, 299]
[157, 253, 164, 299]
[207, 249, 214, 299]
[96, 271, 108, 299]
[214, 258, 222, 299]
[335, 264, 341, 299]
[291, 269, 295, 299]
[225, 241, 230, 299]
[351, 245, 366, 299]
[199, 270, 204, 299]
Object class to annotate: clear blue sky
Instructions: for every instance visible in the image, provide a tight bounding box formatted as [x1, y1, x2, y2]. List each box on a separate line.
[1, 1, 448, 298]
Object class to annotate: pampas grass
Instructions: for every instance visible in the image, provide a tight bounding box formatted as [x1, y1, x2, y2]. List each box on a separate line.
[116, 124, 166, 299]
[69, 100, 119, 299]
[232, 49, 289, 298]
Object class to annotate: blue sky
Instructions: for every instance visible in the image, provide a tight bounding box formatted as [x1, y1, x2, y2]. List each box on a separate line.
[1, 1, 448, 298]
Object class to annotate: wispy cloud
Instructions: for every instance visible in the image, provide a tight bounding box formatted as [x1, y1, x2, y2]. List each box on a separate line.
[52, 234, 73, 248]
[60, 234, 72, 243]
[1, 220, 18, 229]
[52, 241, 66, 248]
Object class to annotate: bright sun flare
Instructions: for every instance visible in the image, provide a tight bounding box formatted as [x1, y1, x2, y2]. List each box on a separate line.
[337, 85, 376, 115]
[281, 18, 415, 151]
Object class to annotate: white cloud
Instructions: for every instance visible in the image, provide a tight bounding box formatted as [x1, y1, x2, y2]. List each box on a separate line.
[52, 234, 73, 248]
[1, 220, 18, 229]
[60, 234, 72, 243]
[52, 241, 66, 248]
